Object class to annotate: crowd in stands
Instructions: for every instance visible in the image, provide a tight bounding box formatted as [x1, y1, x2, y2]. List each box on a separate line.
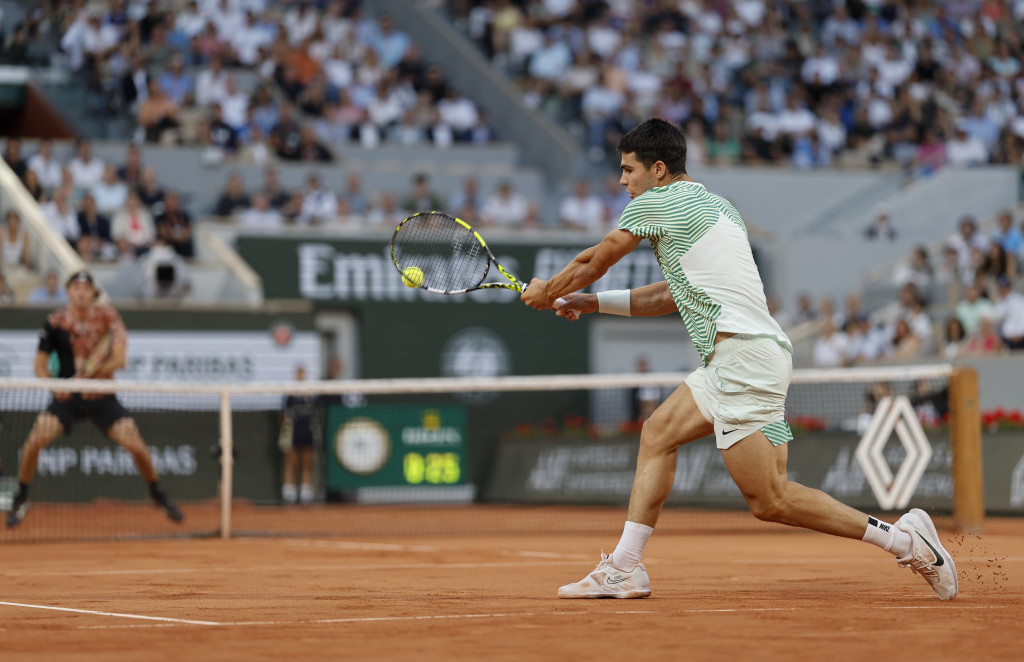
[219, 168, 554, 230]
[1, 137, 194, 302]
[36, 1, 494, 161]
[460, 0, 1024, 170]
[804, 209, 1024, 365]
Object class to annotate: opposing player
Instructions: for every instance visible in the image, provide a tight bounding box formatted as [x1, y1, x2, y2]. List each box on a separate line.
[522, 119, 956, 601]
[6, 271, 184, 527]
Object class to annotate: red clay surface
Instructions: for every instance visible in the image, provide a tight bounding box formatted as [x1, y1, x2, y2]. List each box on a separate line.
[1, 510, 1021, 662]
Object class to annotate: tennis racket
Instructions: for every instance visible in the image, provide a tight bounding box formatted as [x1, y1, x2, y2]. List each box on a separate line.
[390, 212, 526, 295]
[78, 332, 112, 378]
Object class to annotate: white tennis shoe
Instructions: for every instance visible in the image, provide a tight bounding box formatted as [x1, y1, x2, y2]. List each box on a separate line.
[557, 553, 651, 599]
[894, 508, 958, 601]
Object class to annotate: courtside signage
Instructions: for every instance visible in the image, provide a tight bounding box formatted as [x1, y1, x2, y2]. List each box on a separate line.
[238, 237, 662, 302]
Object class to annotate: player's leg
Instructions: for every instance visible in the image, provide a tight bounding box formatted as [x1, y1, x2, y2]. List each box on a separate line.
[104, 404, 184, 523]
[6, 411, 64, 527]
[722, 431, 957, 600]
[297, 447, 315, 505]
[282, 449, 298, 504]
[558, 381, 713, 599]
[722, 431, 873, 537]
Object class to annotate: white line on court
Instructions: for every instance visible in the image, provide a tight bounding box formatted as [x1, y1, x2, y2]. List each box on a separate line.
[0, 601, 219, 626]
[69, 604, 1013, 631]
[280, 540, 439, 553]
[1, 561, 584, 578]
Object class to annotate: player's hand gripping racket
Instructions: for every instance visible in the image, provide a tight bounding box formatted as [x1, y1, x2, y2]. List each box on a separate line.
[390, 212, 527, 294]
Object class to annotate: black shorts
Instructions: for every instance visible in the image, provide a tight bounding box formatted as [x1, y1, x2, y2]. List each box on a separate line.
[47, 394, 131, 434]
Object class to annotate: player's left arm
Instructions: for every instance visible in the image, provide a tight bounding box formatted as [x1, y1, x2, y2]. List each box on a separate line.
[522, 229, 641, 310]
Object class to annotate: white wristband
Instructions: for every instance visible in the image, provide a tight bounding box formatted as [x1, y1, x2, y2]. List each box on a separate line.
[597, 290, 631, 316]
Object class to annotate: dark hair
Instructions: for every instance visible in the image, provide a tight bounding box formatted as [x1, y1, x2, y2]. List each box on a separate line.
[617, 118, 687, 174]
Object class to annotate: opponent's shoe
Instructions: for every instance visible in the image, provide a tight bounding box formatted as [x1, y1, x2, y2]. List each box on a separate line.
[557, 552, 651, 599]
[5, 494, 29, 528]
[153, 491, 184, 523]
[894, 508, 957, 600]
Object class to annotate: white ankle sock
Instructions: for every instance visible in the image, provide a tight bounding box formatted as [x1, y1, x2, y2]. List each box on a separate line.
[282, 483, 297, 504]
[862, 516, 912, 557]
[610, 521, 654, 571]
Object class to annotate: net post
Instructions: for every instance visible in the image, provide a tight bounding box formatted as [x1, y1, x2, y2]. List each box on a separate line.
[949, 366, 984, 533]
[219, 389, 234, 540]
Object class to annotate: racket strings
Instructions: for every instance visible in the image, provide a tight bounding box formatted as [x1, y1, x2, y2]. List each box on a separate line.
[393, 213, 489, 293]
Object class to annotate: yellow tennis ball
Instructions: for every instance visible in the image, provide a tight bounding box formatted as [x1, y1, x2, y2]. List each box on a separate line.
[402, 266, 424, 288]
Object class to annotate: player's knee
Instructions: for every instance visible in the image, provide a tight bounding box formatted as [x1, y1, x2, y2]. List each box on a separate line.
[638, 417, 672, 454]
[746, 492, 787, 522]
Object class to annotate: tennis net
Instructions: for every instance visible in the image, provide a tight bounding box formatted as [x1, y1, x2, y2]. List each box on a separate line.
[0, 364, 981, 543]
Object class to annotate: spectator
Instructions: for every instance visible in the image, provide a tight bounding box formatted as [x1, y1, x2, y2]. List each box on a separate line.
[980, 243, 1017, 287]
[139, 240, 191, 300]
[892, 245, 934, 289]
[238, 193, 285, 229]
[27, 139, 61, 191]
[961, 314, 1005, 356]
[864, 210, 897, 241]
[993, 210, 1023, 261]
[270, 104, 303, 160]
[27, 270, 69, 306]
[339, 173, 372, 218]
[436, 87, 479, 142]
[213, 172, 249, 217]
[400, 173, 443, 214]
[202, 104, 239, 153]
[600, 173, 631, 224]
[195, 54, 229, 107]
[76, 193, 115, 261]
[91, 164, 130, 217]
[296, 174, 338, 225]
[365, 192, 403, 228]
[0, 271, 15, 306]
[296, 126, 333, 162]
[993, 275, 1024, 350]
[448, 176, 483, 223]
[118, 145, 144, 189]
[955, 282, 995, 337]
[111, 190, 156, 259]
[1, 210, 30, 272]
[794, 292, 817, 325]
[946, 125, 988, 167]
[3, 137, 26, 179]
[947, 216, 990, 278]
[42, 185, 80, 246]
[262, 168, 294, 213]
[889, 318, 923, 361]
[941, 317, 967, 361]
[812, 317, 849, 367]
[136, 166, 167, 216]
[155, 192, 194, 259]
[21, 168, 43, 202]
[158, 53, 194, 107]
[67, 140, 105, 194]
[559, 179, 605, 232]
[480, 180, 533, 228]
[138, 79, 181, 143]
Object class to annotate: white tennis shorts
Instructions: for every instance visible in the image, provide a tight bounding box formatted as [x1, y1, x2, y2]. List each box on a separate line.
[684, 334, 794, 450]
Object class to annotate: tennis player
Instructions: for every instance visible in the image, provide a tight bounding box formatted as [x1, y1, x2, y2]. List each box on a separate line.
[522, 119, 956, 601]
[6, 271, 184, 527]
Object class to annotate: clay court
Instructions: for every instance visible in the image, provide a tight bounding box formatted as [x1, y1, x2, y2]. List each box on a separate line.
[1, 507, 1021, 662]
